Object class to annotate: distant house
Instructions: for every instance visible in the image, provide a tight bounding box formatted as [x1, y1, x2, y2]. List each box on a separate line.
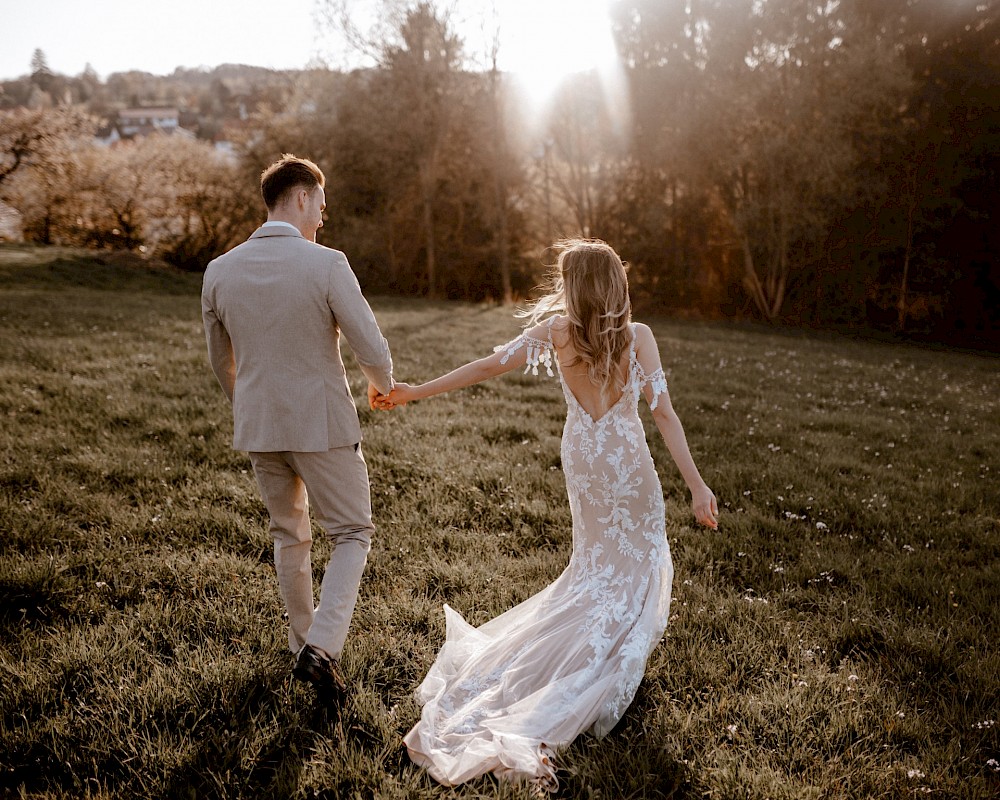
[0, 201, 24, 242]
[93, 107, 196, 144]
[212, 119, 249, 161]
[94, 123, 121, 147]
[118, 107, 180, 136]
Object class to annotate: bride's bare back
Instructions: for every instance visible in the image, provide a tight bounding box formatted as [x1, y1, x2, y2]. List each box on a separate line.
[549, 316, 630, 421]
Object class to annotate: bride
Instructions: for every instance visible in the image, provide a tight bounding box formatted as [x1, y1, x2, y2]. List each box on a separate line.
[380, 239, 718, 791]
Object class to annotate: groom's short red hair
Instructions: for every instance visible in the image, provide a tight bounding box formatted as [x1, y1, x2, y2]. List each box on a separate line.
[260, 154, 325, 210]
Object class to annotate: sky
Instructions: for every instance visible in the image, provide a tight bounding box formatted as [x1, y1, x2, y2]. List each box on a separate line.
[0, 0, 619, 94]
[1, 0, 323, 80]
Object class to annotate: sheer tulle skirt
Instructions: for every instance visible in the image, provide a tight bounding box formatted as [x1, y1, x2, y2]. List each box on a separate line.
[403, 541, 672, 789]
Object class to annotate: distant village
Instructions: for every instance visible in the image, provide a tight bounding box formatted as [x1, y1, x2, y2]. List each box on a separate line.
[0, 59, 332, 243]
[2, 107, 245, 240]
[94, 105, 245, 158]
[0, 55, 325, 152]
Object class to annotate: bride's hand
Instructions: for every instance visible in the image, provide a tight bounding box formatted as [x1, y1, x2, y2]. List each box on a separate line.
[386, 382, 415, 406]
[691, 486, 718, 529]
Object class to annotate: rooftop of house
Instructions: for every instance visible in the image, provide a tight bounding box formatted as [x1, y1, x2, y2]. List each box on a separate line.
[118, 108, 179, 120]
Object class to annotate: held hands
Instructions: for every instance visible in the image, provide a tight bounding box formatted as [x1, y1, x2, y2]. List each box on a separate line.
[367, 382, 390, 411]
[691, 485, 719, 530]
[368, 382, 415, 411]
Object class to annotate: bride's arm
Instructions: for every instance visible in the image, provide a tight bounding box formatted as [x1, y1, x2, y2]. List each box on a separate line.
[389, 352, 512, 403]
[652, 395, 718, 529]
[635, 324, 719, 529]
[387, 323, 553, 405]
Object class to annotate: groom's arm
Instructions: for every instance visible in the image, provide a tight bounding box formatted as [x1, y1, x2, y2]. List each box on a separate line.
[327, 253, 394, 396]
[201, 283, 236, 403]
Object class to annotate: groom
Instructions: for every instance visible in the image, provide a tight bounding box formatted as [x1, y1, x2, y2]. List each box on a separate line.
[201, 154, 394, 706]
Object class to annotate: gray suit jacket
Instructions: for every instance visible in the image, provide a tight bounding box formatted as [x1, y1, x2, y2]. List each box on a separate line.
[202, 226, 393, 452]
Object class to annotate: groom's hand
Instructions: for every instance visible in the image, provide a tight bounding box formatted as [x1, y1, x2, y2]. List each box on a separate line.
[368, 382, 397, 411]
[368, 382, 390, 410]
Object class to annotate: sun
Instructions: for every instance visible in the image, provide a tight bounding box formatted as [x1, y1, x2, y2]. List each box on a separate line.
[495, 0, 621, 110]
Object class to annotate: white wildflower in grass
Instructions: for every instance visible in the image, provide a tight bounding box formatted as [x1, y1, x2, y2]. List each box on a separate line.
[906, 769, 925, 779]
[726, 724, 737, 736]
[987, 758, 999, 772]
[972, 719, 996, 730]
[896, 711, 906, 718]
[903, 544, 915, 552]
[816, 521, 828, 530]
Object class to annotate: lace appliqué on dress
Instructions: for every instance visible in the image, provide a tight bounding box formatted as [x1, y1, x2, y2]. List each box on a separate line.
[495, 334, 555, 377]
[636, 363, 668, 410]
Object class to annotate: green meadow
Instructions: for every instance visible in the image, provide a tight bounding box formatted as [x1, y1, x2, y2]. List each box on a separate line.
[1, 245, 998, 799]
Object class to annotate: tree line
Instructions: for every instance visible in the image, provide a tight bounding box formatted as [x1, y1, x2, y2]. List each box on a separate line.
[0, 0, 996, 348]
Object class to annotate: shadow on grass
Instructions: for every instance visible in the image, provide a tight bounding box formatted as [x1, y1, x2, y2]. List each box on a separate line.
[0, 558, 75, 630]
[155, 670, 327, 800]
[556, 729, 690, 799]
[1, 655, 334, 799]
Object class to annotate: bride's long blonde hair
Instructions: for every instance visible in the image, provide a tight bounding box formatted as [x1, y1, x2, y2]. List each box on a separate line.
[520, 239, 632, 398]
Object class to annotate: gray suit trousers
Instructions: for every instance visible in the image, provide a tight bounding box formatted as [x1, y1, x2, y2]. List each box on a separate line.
[249, 444, 373, 658]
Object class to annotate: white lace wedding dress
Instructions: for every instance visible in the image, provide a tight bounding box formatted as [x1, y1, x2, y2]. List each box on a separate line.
[403, 322, 674, 791]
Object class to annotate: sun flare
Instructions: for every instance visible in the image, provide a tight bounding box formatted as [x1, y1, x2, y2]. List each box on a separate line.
[497, 0, 620, 109]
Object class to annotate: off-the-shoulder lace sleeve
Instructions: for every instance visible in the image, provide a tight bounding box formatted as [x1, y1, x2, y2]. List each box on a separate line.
[635, 360, 668, 410]
[494, 333, 555, 377]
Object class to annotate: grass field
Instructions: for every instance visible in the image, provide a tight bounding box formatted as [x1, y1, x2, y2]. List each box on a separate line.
[1, 244, 998, 800]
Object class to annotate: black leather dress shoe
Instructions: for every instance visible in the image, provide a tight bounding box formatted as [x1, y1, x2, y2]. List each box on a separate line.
[293, 644, 348, 696]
